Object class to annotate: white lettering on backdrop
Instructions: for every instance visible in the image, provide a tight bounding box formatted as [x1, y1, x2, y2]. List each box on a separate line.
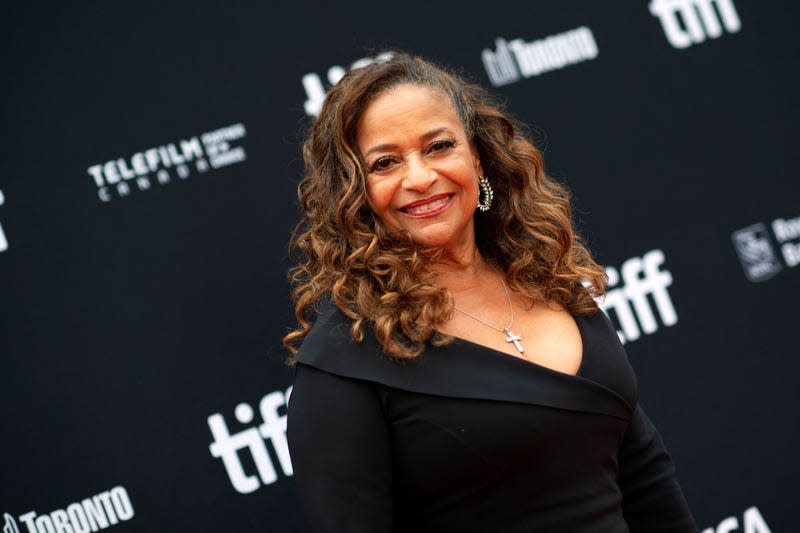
[86, 123, 247, 203]
[302, 52, 394, 117]
[208, 386, 293, 494]
[0, 189, 7, 252]
[481, 26, 599, 87]
[650, 0, 741, 49]
[595, 249, 679, 344]
[701, 505, 772, 533]
[6, 486, 135, 533]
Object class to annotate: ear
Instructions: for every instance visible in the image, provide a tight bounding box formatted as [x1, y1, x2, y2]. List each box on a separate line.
[469, 142, 483, 176]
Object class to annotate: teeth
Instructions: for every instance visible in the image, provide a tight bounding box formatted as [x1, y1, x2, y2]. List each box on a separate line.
[405, 196, 450, 214]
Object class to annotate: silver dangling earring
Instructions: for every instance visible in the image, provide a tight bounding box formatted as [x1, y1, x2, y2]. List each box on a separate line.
[476, 175, 494, 212]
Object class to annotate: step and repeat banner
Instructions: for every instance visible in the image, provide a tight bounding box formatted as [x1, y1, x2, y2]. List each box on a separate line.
[1, 1, 797, 532]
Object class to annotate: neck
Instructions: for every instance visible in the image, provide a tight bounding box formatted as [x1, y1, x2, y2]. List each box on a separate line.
[429, 247, 495, 294]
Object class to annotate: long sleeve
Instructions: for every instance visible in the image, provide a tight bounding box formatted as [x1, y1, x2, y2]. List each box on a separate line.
[618, 404, 698, 532]
[287, 363, 393, 533]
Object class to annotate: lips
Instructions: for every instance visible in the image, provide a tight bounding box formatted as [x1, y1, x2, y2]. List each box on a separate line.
[400, 194, 453, 216]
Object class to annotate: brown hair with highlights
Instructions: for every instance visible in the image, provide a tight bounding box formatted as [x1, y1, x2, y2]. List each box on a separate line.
[284, 52, 606, 361]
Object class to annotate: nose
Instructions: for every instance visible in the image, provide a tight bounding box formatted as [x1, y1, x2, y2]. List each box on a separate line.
[401, 156, 437, 192]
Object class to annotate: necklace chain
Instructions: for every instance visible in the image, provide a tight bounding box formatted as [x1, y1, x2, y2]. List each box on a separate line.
[453, 275, 525, 353]
[453, 275, 514, 332]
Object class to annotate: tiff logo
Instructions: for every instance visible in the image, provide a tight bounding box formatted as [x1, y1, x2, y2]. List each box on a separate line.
[596, 249, 678, 344]
[208, 386, 293, 494]
[650, 0, 741, 49]
[0, 189, 7, 253]
[481, 26, 598, 87]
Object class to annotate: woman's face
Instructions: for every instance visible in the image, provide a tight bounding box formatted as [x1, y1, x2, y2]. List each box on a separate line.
[356, 84, 483, 255]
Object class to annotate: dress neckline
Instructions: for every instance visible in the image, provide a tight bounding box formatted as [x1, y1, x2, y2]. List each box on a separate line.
[294, 305, 633, 419]
[444, 313, 586, 379]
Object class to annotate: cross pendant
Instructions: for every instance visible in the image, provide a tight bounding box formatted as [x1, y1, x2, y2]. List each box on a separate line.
[504, 328, 524, 353]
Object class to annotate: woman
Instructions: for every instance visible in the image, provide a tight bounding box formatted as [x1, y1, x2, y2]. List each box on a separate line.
[284, 52, 697, 532]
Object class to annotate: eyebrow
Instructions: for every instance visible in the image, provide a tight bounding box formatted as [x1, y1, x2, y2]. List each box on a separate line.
[362, 127, 454, 159]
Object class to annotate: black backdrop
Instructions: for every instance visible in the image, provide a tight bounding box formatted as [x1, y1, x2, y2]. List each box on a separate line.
[2, 2, 797, 532]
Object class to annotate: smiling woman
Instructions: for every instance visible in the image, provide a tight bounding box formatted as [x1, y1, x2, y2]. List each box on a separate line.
[284, 53, 608, 360]
[284, 52, 698, 532]
[358, 84, 483, 255]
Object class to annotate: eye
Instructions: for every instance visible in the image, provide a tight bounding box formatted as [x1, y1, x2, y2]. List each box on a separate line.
[368, 156, 398, 173]
[428, 139, 456, 154]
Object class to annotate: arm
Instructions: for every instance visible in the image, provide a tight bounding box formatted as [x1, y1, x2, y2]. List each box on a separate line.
[287, 363, 393, 533]
[619, 404, 699, 533]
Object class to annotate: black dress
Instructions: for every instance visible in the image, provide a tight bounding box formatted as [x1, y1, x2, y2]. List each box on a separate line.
[287, 301, 698, 532]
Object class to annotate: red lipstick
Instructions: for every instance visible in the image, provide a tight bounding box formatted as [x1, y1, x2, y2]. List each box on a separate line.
[399, 194, 453, 218]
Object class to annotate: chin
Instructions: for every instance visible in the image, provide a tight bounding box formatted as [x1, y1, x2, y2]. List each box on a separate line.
[408, 234, 456, 250]
[403, 223, 471, 252]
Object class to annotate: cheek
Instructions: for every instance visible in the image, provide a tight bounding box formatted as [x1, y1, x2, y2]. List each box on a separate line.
[365, 181, 395, 213]
[461, 171, 479, 197]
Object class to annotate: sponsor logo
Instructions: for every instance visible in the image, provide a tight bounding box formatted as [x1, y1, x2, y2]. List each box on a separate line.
[650, 0, 741, 49]
[732, 214, 800, 282]
[701, 505, 772, 533]
[0, 189, 7, 253]
[208, 385, 293, 494]
[4, 486, 134, 533]
[731, 223, 783, 282]
[481, 26, 598, 87]
[594, 249, 678, 344]
[302, 52, 394, 117]
[86, 123, 247, 203]
[773, 215, 800, 267]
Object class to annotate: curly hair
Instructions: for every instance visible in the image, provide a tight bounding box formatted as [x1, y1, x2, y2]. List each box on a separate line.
[284, 52, 606, 361]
